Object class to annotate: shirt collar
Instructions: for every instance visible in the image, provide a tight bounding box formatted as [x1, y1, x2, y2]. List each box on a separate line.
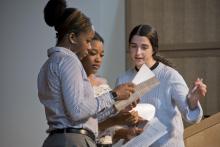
[47, 46, 76, 57]
[134, 62, 159, 72]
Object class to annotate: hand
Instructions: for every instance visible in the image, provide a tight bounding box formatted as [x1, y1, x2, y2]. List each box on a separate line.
[123, 98, 140, 112]
[113, 109, 142, 126]
[126, 111, 140, 126]
[111, 111, 136, 126]
[120, 110, 140, 126]
[188, 78, 207, 110]
[112, 83, 135, 101]
[113, 127, 143, 143]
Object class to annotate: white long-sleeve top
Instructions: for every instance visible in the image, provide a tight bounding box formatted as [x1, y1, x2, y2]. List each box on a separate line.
[116, 62, 203, 147]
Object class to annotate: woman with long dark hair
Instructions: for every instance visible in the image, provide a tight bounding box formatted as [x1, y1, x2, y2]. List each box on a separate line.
[116, 24, 207, 147]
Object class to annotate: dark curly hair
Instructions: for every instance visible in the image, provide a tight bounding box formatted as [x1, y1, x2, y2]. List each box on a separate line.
[92, 32, 104, 44]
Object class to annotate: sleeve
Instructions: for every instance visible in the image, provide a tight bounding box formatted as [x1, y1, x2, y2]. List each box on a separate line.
[59, 56, 115, 122]
[97, 106, 117, 123]
[115, 75, 124, 86]
[169, 70, 203, 124]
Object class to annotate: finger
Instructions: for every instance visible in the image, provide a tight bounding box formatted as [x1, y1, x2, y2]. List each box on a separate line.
[136, 98, 140, 103]
[199, 87, 207, 96]
[135, 128, 143, 135]
[126, 83, 135, 87]
[126, 87, 135, 93]
[198, 84, 207, 96]
[131, 101, 137, 108]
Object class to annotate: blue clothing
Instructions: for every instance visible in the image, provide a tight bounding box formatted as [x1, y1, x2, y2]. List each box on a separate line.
[38, 47, 115, 136]
[116, 62, 203, 147]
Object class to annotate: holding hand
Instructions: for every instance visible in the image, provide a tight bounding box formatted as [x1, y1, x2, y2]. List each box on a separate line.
[116, 98, 142, 126]
[114, 110, 140, 126]
[112, 83, 135, 101]
[187, 78, 207, 110]
[113, 127, 143, 143]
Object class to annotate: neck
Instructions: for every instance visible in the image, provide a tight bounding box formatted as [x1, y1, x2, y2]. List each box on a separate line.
[135, 59, 157, 71]
[146, 58, 156, 68]
[88, 74, 95, 83]
[57, 40, 77, 53]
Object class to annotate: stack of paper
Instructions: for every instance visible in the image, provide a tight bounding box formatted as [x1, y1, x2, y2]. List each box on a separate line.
[122, 117, 167, 147]
[114, 64, 160, 111]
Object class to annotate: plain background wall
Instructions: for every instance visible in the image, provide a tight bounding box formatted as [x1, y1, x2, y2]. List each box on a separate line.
[0, 0, 125, 146]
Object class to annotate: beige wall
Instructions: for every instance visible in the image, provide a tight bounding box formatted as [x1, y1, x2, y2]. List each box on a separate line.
[126, 0, 220, 117]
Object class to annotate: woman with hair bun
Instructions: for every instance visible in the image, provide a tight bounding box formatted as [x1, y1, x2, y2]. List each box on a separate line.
[38, 0, 135, 146]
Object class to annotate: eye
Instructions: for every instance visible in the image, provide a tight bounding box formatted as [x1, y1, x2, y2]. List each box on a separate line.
[141, 46, 148, 50]
[100, 53, 104, 57]
[129, 44, 137, 49]
[141, 45, 149, 50]
[88, 49, 98, 56]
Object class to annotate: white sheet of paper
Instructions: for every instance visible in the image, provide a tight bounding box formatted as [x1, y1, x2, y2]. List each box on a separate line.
[132, 64, 155, 85]
[122, 117, 167, 147]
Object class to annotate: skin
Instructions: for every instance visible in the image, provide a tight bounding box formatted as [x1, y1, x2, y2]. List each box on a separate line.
[81, 39, 135, 100]
[82, 40, 104, 86]
[72, 31, 95, 60]
[129, 35, 156, 69]
[129, 34, 207, 110]
[81, 39, 143, 142]
[58, 31, 95, 60]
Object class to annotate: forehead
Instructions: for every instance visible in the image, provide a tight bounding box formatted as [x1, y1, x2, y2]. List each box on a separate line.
[130, 35, 150, 45]
[91, 40, 103, 47]
[79, 30, 95, 39]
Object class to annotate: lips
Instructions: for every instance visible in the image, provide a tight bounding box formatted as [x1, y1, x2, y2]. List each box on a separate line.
[92, 64, 100, 70]
[135, 57, 144, 61]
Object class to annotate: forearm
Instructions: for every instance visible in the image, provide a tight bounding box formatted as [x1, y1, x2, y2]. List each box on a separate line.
[98, 111, 121, 131]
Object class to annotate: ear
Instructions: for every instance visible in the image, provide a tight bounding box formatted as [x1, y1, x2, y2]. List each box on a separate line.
[68, 32, 78, 44]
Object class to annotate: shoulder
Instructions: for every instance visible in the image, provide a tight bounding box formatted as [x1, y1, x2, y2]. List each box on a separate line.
[93, 76, 112, 97]
[95, 75, 108, 85]
[156, 63, 182, 79]
[158, 63, 186, 87]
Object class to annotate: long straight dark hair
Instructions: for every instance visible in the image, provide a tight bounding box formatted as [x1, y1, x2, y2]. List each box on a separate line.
[129, 24, 173, 68]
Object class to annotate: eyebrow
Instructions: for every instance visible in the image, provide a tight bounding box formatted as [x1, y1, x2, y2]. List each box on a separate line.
[129, 43, 149, 47]
[142, 44, 149, 47]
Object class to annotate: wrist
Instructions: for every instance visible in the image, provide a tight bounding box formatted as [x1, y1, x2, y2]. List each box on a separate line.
[110, 90, 118, 101]
[187, 96, 198, 110]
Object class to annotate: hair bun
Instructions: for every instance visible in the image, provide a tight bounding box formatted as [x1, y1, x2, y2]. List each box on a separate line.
[44, 0, 67, 27]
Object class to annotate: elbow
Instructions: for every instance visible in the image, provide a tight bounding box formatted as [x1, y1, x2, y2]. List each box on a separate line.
[70, 106, 97, 122]
[68, 106, 90, 122]
[70, 112, 85, 122]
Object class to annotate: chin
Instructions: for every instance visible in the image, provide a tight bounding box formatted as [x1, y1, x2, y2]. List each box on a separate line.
[91, 69, 98, 74]
[135, 62, 144, 68]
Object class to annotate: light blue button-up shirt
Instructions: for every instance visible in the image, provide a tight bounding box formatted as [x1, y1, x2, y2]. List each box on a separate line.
[38, 47, 115, 136]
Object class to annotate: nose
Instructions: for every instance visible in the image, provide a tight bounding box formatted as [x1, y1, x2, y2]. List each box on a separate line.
[136, 47, 142, 55]
[87, 42, 92, 50]
[95, 55, 102, 63]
